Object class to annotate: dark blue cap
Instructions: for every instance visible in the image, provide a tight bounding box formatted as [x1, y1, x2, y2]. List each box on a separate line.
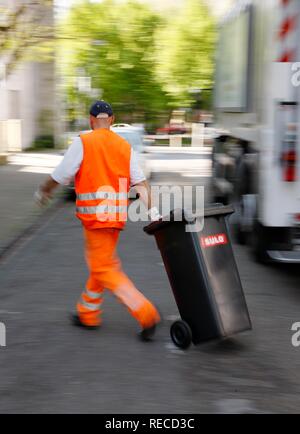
[90, 100, 114, 118]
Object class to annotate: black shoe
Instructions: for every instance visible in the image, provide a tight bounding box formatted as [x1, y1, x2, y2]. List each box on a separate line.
[139, 307, 162, 341]
[70, 313, 100, 330]
[139, 323, 159, 342]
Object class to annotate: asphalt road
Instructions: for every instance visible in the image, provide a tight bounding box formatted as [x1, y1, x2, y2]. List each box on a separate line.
[0, 151, 300, 414]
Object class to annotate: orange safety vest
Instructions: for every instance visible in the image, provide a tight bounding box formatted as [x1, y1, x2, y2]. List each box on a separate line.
[75, 128, 131, 230]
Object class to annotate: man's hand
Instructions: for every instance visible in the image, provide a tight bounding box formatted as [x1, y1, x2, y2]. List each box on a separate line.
[147, 207, 161, 222]
[34, 189, 52, 207]
[132, 180, 152, 210]
[132, 180, 161, 221]
[34, 176, 59, 207]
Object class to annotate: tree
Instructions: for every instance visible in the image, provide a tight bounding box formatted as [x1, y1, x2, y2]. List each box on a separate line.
[58, 0, 170, 127]
[58, 0, 216, 128]
[155, 0, 216, 109]
[0, 0, 54, 76]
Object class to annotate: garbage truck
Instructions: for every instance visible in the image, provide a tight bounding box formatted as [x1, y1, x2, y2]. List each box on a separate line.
[212, 0, 300, 263]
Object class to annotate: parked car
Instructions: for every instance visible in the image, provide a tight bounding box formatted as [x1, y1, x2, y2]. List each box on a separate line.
[156, 124, 188, 135]
[112, 124, 151, 179]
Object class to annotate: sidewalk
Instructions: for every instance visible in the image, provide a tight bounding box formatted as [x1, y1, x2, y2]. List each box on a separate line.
[0, 152, 63, 256]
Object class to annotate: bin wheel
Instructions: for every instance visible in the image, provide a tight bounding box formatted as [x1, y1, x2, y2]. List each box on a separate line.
[170, 321, 193, 349]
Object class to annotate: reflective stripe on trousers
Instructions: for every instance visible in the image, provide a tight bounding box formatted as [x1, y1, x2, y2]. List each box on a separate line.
[80, 300, 100, 311]
[85, 288, 101, 300]
[79, 288, 103, 311]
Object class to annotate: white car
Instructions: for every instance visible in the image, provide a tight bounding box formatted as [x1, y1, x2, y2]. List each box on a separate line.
[111, 124, 150, 179]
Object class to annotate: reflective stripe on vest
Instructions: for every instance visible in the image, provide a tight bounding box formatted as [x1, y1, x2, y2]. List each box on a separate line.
[77, 191, 128, 202]
[76, 206, 128, 215]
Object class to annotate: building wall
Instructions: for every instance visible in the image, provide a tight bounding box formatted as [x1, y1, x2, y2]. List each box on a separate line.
[0, 0, 55, 152]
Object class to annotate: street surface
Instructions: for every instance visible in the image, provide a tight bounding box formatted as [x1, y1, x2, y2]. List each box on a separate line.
[0, 149, 300, 413]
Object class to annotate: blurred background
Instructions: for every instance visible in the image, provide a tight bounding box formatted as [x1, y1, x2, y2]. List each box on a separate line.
[1, 0, 300, 264]
[1, 0, 300, 414]
[0, 0, 225, 253]
[0, 0, 223, 149]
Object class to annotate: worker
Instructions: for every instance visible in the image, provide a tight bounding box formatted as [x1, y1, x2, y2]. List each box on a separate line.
[36, 101, 161, 340]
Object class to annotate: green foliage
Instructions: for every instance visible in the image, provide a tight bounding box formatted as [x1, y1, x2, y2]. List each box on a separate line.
[30, 135, 55, 150]
[58, 0, 170, 125]
[1, 0, 216, 126]
[58, 0, 217, 125]
[0, 1, 54, 75]
[156, 0, 216, 108]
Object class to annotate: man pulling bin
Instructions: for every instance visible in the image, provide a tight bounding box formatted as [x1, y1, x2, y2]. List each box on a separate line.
[36, 101, 161, 340]
[36, 100, 251, 348]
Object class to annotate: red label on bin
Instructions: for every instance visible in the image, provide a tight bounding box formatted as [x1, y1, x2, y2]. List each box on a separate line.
[201, 233, 228, 248]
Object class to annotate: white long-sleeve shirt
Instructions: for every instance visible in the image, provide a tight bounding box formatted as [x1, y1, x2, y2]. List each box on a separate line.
[52, 136, 146, 187]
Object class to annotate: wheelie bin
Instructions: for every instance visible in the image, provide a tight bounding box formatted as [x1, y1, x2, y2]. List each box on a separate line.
[144, 205, 252, 349]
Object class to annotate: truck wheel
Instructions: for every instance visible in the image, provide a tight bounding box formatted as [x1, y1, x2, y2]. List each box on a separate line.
[234, 198, 248, 245]
[170, 321, 193, 350]
[252, 222, 270, 264]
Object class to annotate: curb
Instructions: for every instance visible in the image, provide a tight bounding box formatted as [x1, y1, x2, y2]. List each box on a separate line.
[0, 197, 65, 263]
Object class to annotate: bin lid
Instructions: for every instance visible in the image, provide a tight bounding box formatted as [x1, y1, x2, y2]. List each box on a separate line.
[144, 205, 235, 235]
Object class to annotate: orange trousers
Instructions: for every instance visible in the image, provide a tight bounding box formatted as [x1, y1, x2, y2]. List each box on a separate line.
[77, 228, 160, 328]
